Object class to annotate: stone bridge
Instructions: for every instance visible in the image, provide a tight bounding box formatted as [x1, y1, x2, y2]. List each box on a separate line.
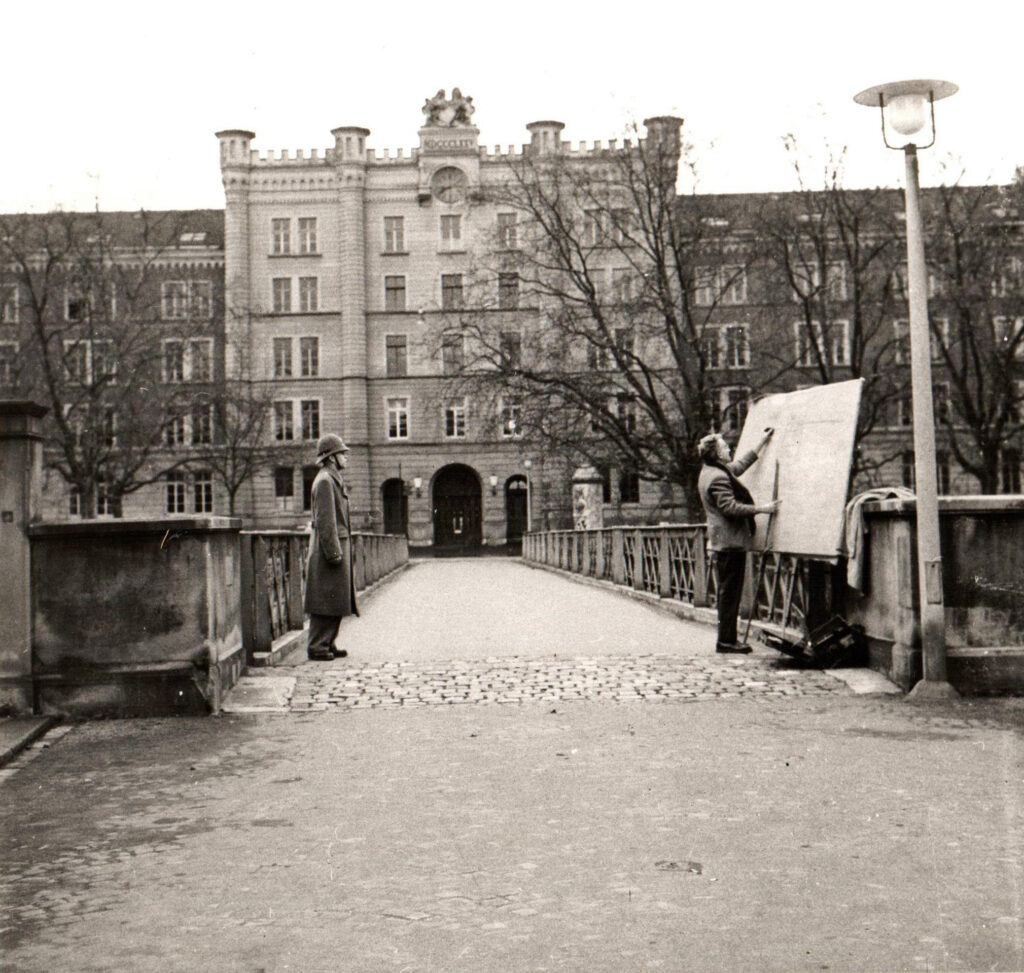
[224, 559, 871, 714]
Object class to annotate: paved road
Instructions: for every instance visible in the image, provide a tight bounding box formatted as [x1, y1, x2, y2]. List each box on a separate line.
[1, 558, 1022, 973]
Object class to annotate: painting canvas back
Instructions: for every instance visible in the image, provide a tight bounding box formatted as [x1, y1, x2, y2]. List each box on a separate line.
[735, 379, 863, 561]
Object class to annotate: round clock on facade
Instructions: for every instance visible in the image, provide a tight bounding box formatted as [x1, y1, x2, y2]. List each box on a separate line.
[431, 166, 468, 203]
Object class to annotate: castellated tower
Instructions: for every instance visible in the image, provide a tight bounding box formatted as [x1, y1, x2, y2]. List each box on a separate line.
[525, 121, 566, 156]
[216, 129, 255, 379]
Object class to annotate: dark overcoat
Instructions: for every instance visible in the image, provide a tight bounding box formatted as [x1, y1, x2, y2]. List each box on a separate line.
[303, 465, 359, 618]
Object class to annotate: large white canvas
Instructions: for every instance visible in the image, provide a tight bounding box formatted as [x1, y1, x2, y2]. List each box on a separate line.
[735, 379, 863, 561]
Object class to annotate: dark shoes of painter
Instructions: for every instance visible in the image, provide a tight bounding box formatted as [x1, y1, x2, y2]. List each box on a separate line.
[715, 642, 753, 654]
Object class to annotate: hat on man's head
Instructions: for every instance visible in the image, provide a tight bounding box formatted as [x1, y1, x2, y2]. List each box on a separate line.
[315, 433, 349, 463]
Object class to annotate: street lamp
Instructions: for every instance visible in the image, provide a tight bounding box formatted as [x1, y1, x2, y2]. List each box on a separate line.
[853, 79, 959, 700]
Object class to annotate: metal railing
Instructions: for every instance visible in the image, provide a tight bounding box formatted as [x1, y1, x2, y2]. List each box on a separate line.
[524, 527, 829, 640]
[523, 525, 717, 609]
[239, 530, 409, 659]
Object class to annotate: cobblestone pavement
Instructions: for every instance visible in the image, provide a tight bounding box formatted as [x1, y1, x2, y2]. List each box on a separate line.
[289, 654, 850, 710]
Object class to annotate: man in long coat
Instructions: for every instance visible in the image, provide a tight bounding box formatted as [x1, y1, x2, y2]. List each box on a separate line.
[304, 433, 359, 660]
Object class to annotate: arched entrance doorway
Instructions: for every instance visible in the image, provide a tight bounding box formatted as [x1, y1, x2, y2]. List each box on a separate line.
[433, 464, 482, 553]
[505, 475, 528, 550]
[381, 478, 408, 536]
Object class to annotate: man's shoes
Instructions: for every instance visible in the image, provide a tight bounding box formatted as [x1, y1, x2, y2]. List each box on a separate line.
[715, 642, 753, 654]
[307, 652, 334, 661]
[330, 648, 348, 659]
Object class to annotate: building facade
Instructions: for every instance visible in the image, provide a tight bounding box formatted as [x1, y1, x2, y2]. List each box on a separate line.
[6, 90, 1022, 540]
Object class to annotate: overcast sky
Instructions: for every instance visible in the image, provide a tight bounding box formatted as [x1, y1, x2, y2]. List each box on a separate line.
[3, 0, 1020, 213]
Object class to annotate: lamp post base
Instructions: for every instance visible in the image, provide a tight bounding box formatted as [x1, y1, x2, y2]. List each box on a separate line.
[906, 679, 960, 702]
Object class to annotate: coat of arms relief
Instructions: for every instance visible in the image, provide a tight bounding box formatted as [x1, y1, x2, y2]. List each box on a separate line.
[422, 88, 476, 127]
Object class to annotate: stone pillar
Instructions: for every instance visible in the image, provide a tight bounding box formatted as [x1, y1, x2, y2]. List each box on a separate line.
[571, 466, 604, 530]
[0, 401, 47, 714]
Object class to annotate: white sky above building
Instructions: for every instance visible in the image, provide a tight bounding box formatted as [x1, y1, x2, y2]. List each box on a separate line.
[3, 0, 1020, 212]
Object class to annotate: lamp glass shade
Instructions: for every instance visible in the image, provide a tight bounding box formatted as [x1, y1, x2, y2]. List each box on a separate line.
[489, 475, 498, 487]
[412, 477, 422, 489]
[887, 93, 928, 136]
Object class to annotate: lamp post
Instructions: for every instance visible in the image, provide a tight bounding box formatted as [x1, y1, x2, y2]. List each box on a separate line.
[853, 79, 959, 700]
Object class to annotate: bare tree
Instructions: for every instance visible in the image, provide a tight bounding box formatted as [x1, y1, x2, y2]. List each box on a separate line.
[924, 178, 1024, 492]
[435, 120, 775, 518]
[756, 138, 908, 486]
[0, 209, 221, 516]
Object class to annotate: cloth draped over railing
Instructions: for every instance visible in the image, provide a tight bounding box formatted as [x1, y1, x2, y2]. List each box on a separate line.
[239, 530, 409, 658]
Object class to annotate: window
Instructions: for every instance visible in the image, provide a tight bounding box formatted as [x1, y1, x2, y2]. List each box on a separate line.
[166, 472, 187, 514]
[275, 467, 295, 498]
[163, 340, 184, 383]
[615, 328, 635, 360]
[95, 479, 119, 518]
[272, 218, 291, 255]
[64, 341, 89, 383]
[441, 274, 463, 310]
[445, 398, 467, 438]
[720, 265, 748, 305]
[703, 328, 721, 370]
[693, 266, 716, 307]
[722, 324, 750, 368]
[934, 382, 951, 425]
[68, 486, 80, 517]
[619, 469, 640, 504]
[441, 332, 464, 375]
[161, 281, 188, 320]
[1, 285, 19, 324]
[189, 339, 211, 382]
[194, 471, 213, 513]
[190, 281, 212, 319]
[298, 277, 318, 312]
[995, 316, 1024, 359]
[300, 337, 319, 377]
[300, 400, 320, 440]
[302, 465, 317, 511]
[440, 214, 462, 246]
[272, 278, 292, 314]
[501, 398, 522, 438]
[500, 331, 522, 371]
[0, 341, 17, 386]
[497, 213, 517, 249]
[991, 256, 1023, 298]
[794, 320, 848, 367]
[610, 209, 632, 245]
[583, 210, 602, 246]
[718, 386, 749, 434]
[384, 216, 405, 253]
[99, 409, 117, 448]
[384, 275, 406, 312]
[65, 285, 89, 322]
[615, 394, 637, 433]
[387, 397, 409, 439]
[298, 217, 318, 254]
[273, 337, 292, 378]
[498, 272, 519, 310]
[694, 266, 747, 306]
[385, 334, 408, 377]
[191, 404, 213, 445]
[165, 414, 186, 447]
[896, 393, 913, 428]
[161, 280, 209, 319]
[901, 450, 916, 489]
[611, 268, 633, 304]
[931, 317, 950, 362]
[1000, 449, 1021, 493]
[893, 318, 910, 365]
[273, 401, 294, 440]
[588, 343, 609, 371]
[936, 452, 951, 495]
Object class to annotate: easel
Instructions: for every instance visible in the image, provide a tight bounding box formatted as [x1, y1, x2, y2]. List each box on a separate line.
[743, 460, 789, 644]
